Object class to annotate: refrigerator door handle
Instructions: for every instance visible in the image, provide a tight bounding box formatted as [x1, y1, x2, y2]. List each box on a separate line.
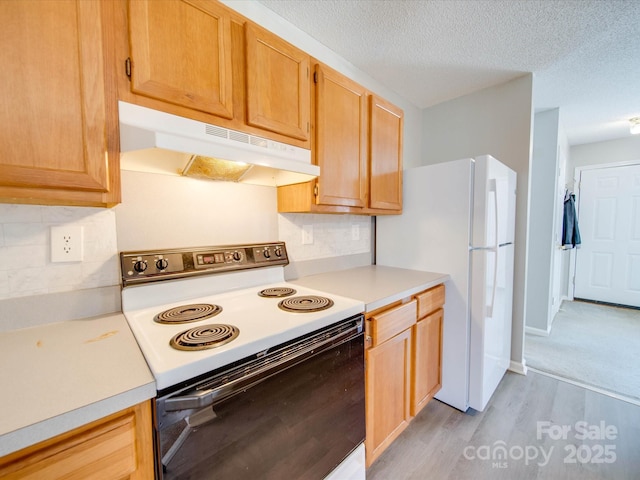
[487, 179, 499, 318]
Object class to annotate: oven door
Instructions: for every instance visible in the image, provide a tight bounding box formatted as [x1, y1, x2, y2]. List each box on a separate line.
[155, 315, 365, 480]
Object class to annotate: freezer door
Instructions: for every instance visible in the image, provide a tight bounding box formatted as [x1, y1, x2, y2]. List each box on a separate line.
[472, 155, 517, 248]
[468, 244, 514, 411]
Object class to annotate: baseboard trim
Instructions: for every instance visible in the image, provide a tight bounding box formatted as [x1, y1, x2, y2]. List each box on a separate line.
[574, 297, 640, 311]
[527, 367, 640, 407]
[508, 360, 527, 375]
[525, 325, 551, 337]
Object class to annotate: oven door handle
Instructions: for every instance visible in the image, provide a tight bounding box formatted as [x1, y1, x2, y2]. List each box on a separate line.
[164, 322, 363, 412]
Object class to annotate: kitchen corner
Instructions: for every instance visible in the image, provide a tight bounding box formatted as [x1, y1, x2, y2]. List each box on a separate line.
[0, 0, 431, 476]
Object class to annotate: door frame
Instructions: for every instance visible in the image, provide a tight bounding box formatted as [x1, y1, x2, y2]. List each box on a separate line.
[568, 159, 640, 301]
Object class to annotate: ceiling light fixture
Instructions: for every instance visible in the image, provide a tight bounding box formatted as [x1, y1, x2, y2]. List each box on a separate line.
[630, 117, 640, 135]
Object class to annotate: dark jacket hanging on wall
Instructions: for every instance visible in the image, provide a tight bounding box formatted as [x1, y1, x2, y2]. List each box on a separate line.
[562, 192, 581, 248]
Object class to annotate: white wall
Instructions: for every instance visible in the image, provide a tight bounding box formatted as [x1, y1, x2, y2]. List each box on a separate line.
[570, 135, 640, 170]
[115, 171, 279, 251]
[526, 108, 560, 333]
[555, 122, 571, 302]
[421, 74, 534, 370]
[115, 171, 372, 268]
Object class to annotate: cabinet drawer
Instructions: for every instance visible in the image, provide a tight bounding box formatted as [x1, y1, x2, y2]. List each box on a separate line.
[0, 402, 153, 480]
[368, 300, 416, 347]
[415, 284, 445, 319]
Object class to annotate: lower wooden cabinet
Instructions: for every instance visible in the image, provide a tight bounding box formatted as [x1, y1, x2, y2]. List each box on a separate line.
[364, 284, 445, 467]
[0, 401, 154, 480]
[411, 307, 443, 415]
[365, 323, 412, 467]
[365, 299, 415, 466]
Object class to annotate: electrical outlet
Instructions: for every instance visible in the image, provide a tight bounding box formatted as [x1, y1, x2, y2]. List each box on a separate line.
[51, 226, 84, 262]
[351, 224, 360, 241]
[302, 224, 314, 245]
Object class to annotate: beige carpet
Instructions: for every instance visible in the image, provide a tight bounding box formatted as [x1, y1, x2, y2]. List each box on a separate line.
[525, 300, 640, 402]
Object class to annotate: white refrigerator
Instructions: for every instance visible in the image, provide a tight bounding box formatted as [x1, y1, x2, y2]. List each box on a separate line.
[376, 155, 516, 412]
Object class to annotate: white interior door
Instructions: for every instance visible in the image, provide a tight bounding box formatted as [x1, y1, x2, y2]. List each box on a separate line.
[574, 163, 640, 307]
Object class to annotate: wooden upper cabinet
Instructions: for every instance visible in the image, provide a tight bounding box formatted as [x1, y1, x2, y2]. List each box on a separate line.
[314, 64, 367, 207]
[277, 65, 403, 215]
[0, 0, 120, 206]
[127, 0, 233, 118]
[369, 95, 403, 211]
[245, 23, 310, 141]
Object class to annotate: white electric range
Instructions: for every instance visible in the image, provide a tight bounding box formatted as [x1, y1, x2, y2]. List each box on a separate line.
[120, 242, 366, 480]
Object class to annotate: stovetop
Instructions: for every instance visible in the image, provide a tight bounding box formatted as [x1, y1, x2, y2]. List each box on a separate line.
[120, 243, 365, 391]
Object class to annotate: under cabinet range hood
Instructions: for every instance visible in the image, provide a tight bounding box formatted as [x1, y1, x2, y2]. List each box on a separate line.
[118, 101, 319, 187]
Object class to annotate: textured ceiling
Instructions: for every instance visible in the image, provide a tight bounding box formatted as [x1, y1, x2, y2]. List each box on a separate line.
[256, 0, 640, 145]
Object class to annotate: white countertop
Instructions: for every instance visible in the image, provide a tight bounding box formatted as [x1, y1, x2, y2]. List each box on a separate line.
[0, 266, 446, 458]
[0, 313, 155, 457]
[291, 265, 450, 312]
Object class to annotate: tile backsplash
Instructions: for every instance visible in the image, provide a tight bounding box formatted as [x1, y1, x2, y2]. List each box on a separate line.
[279, 213, 372, 261]
[0, 204, 119, 299]
[0, 185, 373, 302]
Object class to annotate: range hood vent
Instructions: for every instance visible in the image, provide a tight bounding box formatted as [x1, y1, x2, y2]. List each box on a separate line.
[118, 101, 319, 187]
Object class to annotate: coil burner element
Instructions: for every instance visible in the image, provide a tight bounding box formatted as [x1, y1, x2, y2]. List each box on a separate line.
[258, 287, 297, 298]
[154, 304, 222, 325]
[170, 324, 240, 351]
[278, 295, 334, 313]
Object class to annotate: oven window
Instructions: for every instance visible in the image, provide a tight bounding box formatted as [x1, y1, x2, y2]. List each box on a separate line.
[158, 332, 364, 479]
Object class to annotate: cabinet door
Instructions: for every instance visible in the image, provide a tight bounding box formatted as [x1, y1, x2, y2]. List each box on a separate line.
[0, 0, 113, 197]
[411, 308, 443, 416]
[365, 328, 412, 467]
[245, 23, 310, 141]
[314, 64, 367, 208]
[128, 0, 233, 119]
[369, 95, 403, 211]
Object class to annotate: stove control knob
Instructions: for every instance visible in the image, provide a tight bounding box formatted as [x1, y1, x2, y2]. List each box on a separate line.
[274, 247, 283, 257]
[232, 251, 242, 262]
[263, 249, 271, 259]
[133, 260, 148, 273]
[156, 258, 169, 270]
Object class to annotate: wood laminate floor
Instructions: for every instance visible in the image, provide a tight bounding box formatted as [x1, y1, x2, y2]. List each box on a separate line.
[367, 371, 640, 479]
